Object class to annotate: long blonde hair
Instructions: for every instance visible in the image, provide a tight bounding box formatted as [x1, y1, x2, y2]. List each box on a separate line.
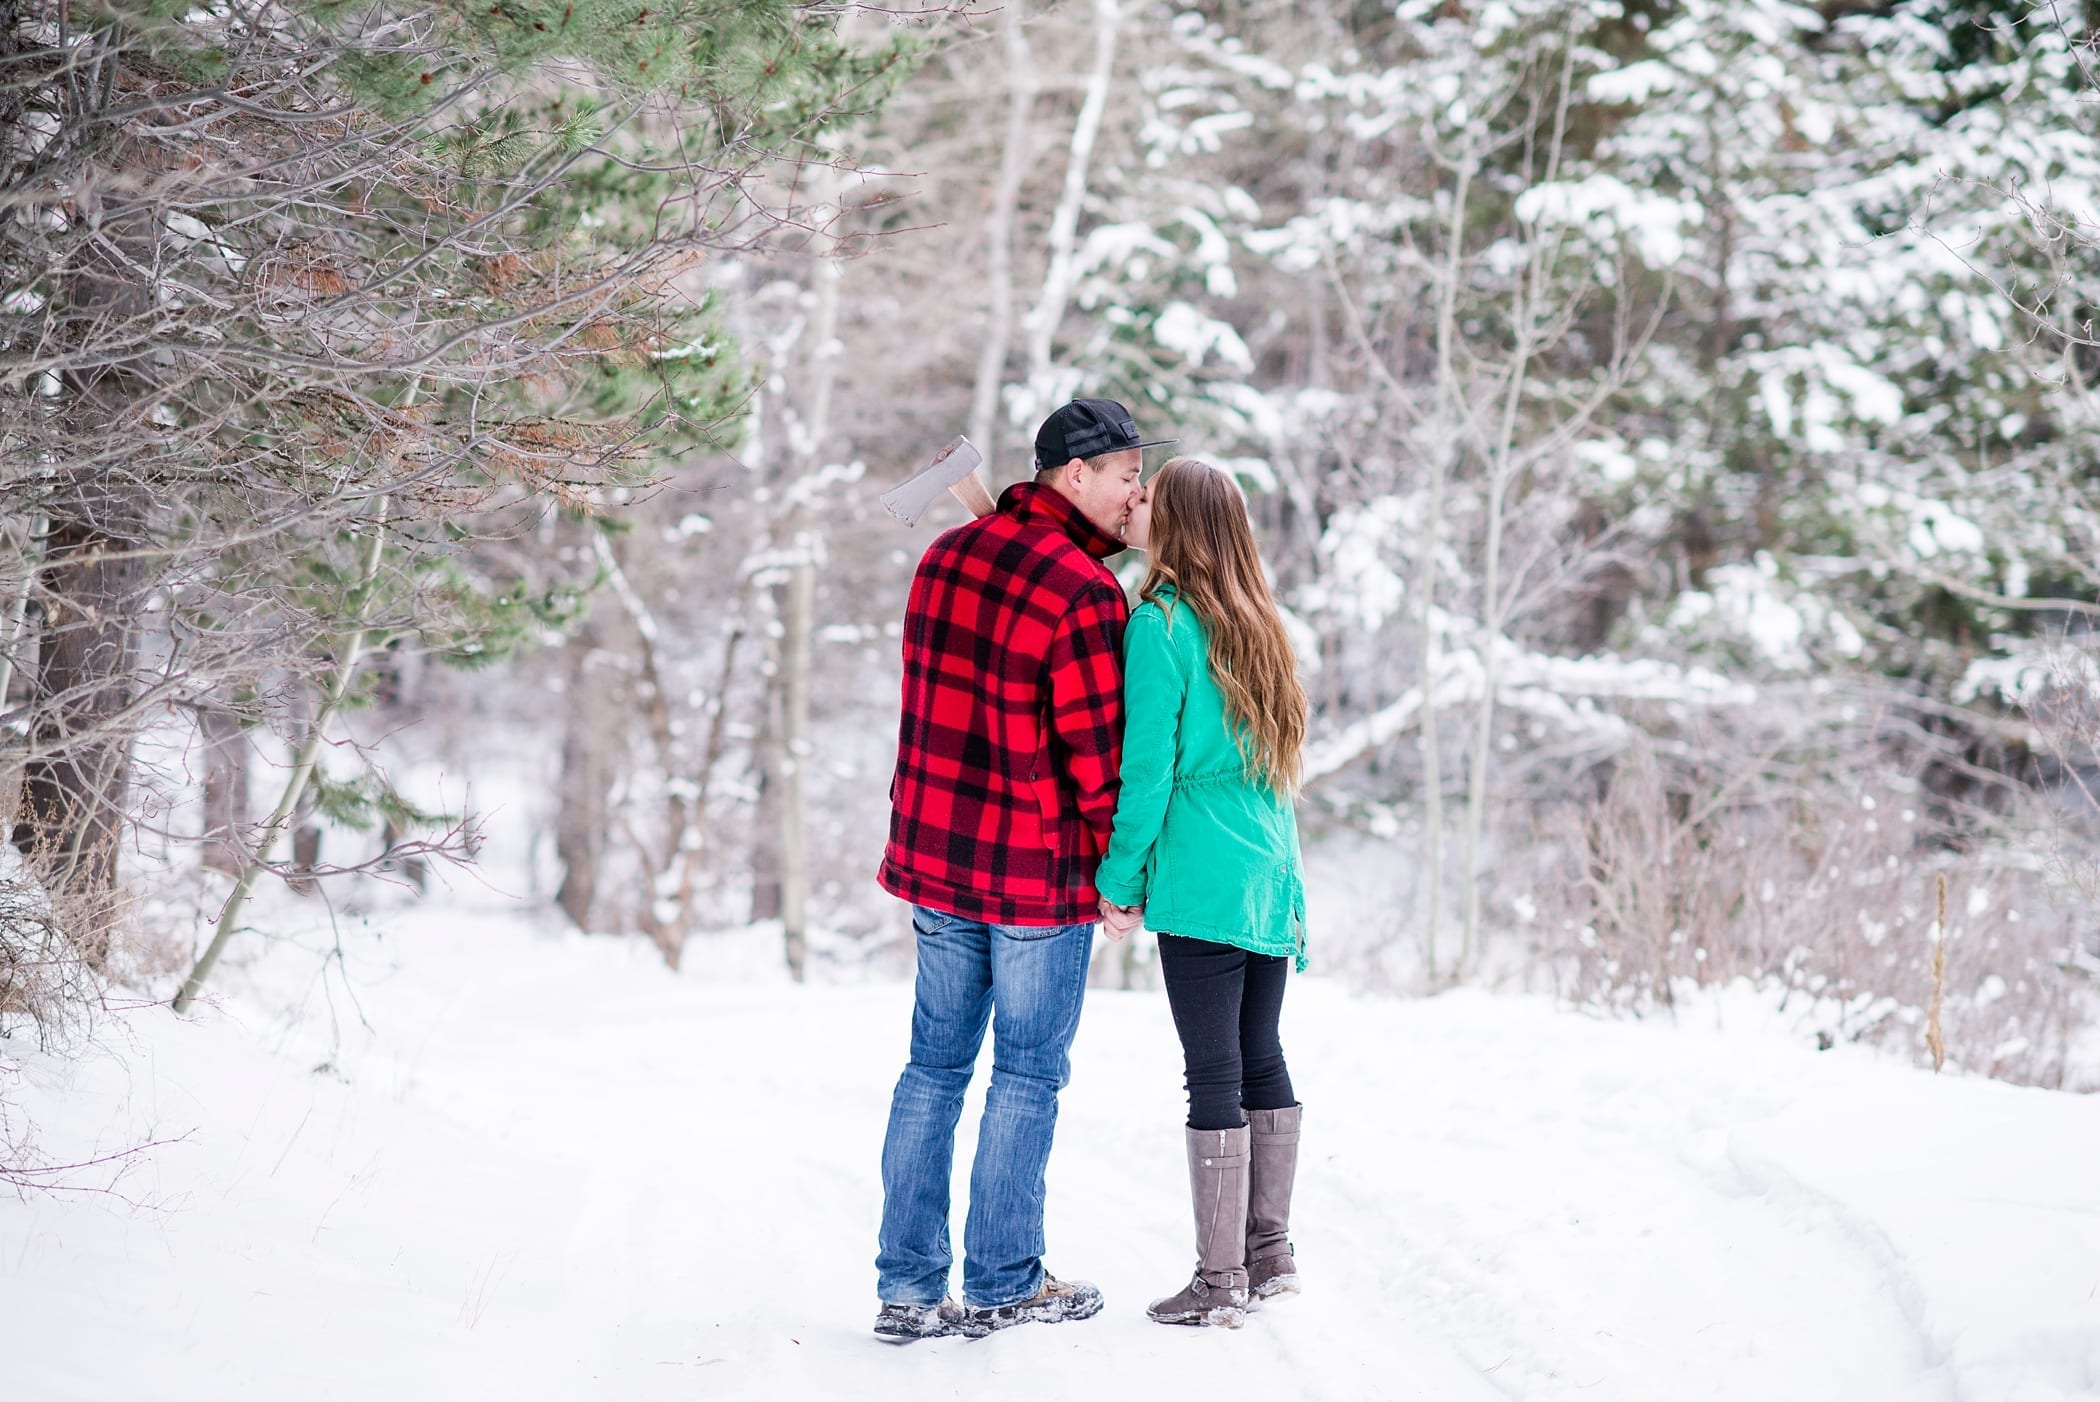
[1140, 457, 1308, 793]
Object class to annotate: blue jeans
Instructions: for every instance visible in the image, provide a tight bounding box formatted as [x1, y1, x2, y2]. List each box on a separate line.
[876, 904, 1092, 1308]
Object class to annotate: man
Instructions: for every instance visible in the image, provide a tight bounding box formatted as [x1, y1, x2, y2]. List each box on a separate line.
[873, 399, 1171, 1341]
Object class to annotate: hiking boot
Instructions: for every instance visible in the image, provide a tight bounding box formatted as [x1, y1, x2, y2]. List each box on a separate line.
[872, 1296, 964, 1341]
[1247, 1251, 1299, 1301]
[1245, 1105, 1301, 1305]
[1148, 1125, 1250, 1328]
[1146, 1265, 1249, 1328]
[958, 1272, 1104, 1336]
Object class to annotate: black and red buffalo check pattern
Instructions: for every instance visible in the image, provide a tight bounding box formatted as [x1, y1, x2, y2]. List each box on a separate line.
[878, 481, 1130, 926]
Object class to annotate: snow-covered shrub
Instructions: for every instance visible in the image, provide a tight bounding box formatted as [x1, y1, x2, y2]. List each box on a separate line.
[0, 845, 92, 1043]
[1541, 728, 2098, 1090]
[0, 844, 96, 1190]
[2016, 646, 2100, 910]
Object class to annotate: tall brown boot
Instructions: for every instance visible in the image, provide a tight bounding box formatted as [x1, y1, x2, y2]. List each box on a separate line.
[1246, 1105, 1301, 1302]
[1146, 1125, 1250, 1328]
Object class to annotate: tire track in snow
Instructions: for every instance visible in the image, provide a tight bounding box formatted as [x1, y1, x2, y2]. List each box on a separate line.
[1719, 1132, 1956, 1395]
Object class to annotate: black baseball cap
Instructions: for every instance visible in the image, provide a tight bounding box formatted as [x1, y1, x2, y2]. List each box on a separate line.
[1033, 398, 1177, 469]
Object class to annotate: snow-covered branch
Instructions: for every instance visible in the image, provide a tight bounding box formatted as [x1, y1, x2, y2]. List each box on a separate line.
[1305, 620, 1760, 786]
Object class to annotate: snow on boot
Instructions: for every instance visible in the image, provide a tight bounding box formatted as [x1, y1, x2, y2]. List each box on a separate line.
[872, 1296, 963, 1341]
[1245, 1105, 1302, 1304]
[1148, 1125, 1251, 1328]
[957, 1272, 1104, 1336]
[1247, 1251, 1299, 1302]
[1147, 1265, 1249, 1328]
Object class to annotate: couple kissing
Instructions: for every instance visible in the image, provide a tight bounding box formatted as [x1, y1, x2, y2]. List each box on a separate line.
[874, 397, 1309, 1341]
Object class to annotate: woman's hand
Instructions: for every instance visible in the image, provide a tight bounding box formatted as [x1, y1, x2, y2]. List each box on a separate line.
[1098, 898, 1144, 940]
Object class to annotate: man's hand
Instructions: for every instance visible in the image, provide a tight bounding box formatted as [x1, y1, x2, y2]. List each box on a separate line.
[1097, 898, 1144, 940]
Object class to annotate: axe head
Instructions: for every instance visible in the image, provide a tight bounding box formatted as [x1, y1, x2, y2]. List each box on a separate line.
[882, 436, 984, 527]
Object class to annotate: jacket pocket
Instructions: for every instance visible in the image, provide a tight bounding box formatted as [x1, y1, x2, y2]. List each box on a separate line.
[913, 906, 961, 938]
[1025, 758, 1063, 855]
[1144, 794, 1180, 913]
[999, 921, 1075, 942]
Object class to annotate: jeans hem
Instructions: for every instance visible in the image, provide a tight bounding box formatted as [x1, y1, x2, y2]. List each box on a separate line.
[963, 1266, 1044, 1311]
[876, 1283, 950, 1307]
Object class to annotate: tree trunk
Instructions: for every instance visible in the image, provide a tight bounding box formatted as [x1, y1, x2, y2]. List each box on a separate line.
[1415, 154, 1476, 988]
[1459, 37, 1578, 976]
[15, 54, 161, 965]
[288, 821, 322, 895]
[0, 516, 42, 842]
[664, 623, 744, 929]
[589, 527, 692, 963]
[749, 668, 784, 924]
[11, 508, 143, 966]
[553, 611, 616, 932]
[379, 814, 429, 894]
[968, 0, 1036, 459]
[281, 680, 321, 897]
[174, 501, 389, 1013]
[758, 215, 843, 973]
[780, 559, 814, 983]
[0, 514, 42, 716]
[199, 699, 249, 879]
[1020, 0, 1120, 410]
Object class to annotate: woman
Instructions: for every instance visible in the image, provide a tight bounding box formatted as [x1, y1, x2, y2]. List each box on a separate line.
[1096, 456, 1307, 1330]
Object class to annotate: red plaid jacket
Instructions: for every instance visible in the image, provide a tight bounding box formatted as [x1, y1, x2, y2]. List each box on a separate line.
[879, 482, 1130, 925]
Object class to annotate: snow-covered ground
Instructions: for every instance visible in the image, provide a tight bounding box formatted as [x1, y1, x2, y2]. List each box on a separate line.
[4, 890, 2098, 1402]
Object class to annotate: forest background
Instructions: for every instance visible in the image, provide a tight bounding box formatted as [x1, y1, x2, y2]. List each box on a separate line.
[4, 0, 2099, 1142]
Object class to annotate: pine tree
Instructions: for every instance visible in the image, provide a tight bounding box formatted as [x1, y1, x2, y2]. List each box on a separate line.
[0, 0, 912, 1002]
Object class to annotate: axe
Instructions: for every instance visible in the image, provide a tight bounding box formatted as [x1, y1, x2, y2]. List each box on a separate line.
[881, 435, 997, 526]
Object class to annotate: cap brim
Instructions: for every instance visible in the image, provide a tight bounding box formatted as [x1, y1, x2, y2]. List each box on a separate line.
[1134, 437, 1179, 451]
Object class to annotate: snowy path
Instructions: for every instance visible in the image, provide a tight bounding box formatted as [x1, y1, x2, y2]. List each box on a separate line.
[4, 904, 2097, 1401]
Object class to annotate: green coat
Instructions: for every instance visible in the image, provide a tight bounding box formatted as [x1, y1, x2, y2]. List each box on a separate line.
[1095, 587, 1308, 970]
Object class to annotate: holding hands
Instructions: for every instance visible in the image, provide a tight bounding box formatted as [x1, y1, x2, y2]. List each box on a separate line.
[1098, 899, 1145, 940]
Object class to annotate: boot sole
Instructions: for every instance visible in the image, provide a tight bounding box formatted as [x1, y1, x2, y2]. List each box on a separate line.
[873, 1320, 965, 1343]
[1146, 1306, 1246, 1328]
[873, 1302, 968, 1342]
[1245, 1277, 1299, 1311]
[958, 1291, 1105, 1337]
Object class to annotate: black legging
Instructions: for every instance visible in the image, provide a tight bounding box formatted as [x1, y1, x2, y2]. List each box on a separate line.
[1156, 932, 1295, 1131]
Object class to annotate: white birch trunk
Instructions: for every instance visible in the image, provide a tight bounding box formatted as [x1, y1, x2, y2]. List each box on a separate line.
[781, 559, 814, 983]
[970, 0, 1037, 458]
[0, 515, 43, 717]
[1460, 42, 1579, 976]
[591, 529, 693, 963]
[174, 500, 390, 1013]
[1417, 155, 1476, 988]
[1021, 0, 1119, 411]
[775, 234, 844, 980]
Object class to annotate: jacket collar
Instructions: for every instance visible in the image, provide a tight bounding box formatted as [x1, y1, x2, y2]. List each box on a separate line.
[998, 481, 1127, 560]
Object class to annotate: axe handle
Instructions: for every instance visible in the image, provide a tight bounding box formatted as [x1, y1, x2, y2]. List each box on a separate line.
[950, 470, 995, 519]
